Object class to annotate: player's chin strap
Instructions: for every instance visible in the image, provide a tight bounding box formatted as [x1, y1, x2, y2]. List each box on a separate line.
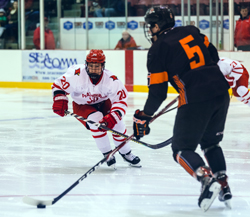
[22, 96, 178, 208]
[64, 97, 177, 150]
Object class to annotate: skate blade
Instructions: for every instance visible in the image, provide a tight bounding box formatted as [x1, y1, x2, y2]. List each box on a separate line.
[122, 158, 142, 168]
[224, 199, 232, 209]
[111, 164, 117, 170]
[129, 163, 142, 168]
[200, 182, 221, 212]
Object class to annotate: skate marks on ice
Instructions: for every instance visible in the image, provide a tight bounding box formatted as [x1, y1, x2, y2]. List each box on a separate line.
[0, 89, 250, 217]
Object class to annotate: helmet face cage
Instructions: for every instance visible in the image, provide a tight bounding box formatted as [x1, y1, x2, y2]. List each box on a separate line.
[143, 23, 155, 44]
[144, 5, 175, 43]
[85, 49, 106, 80]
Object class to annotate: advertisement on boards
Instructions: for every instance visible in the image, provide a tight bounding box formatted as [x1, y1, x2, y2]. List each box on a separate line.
[60, 16, 237, 50]
[22, 50, 86, 82]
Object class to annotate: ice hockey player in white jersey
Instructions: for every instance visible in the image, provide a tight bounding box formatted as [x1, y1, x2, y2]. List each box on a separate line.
[52, 49, 141, 168]
[218, 57, 250, 106]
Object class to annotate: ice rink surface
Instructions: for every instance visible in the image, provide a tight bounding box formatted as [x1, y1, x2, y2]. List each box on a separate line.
[0, 88, 249, 217]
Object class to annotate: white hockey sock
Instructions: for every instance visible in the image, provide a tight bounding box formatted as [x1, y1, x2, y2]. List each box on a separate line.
[112, 120, 131, 155]
[93, 133, 112, 154]
[88, 111, 112, 154]
[112, 133, 131, 155]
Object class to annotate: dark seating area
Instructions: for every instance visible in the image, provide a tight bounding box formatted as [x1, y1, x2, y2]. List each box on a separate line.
[63, 0, 246, 18]
[0, 0, 249, 49]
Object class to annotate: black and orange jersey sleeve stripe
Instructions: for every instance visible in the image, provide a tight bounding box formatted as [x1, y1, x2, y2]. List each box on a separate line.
[201, 33, 219, 62]
[173, 75, 187, 107]
[203, 35, 210, 48]
[148, 71, 169, 86]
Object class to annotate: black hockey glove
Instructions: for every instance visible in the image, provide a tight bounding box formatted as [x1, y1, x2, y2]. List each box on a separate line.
[133, 109, 152, 140]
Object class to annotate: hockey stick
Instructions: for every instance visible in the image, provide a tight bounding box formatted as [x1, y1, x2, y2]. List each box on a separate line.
[163, 106, 178, 114]
[23, 135, 132, 208]
[64, 96, 178, 150]
[22, 97, 178, 207]
[64, 110, 157, 148]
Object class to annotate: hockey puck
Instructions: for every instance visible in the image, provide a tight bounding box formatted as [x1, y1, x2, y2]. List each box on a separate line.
[37, 204, 46, 209]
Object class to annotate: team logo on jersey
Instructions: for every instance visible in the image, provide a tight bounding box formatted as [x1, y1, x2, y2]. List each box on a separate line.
[110, 75, 118, 81]
[133, 117, 146, 125]
[75, 68, 80, 76]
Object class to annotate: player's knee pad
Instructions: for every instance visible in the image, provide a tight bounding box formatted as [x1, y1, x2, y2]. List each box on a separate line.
[112, 119, 126, 132]
[173, 150, 206, 178]
[203, 143, 226, 173]
[172, 150, 191, 163]
[202, 143, 220, 154]
[172, 148, 194, 163]
[172, 150, 179, 163]
[112, 128, 126, 140]
[88, 111, 104, 130]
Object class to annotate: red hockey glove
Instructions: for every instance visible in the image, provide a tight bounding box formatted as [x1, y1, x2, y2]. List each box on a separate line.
[133, 109, 152, 140]
[52, 94, 68, 117]
[99, 111, 122, 130]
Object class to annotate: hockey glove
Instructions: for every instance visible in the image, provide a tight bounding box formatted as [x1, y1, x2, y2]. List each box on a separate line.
[52, 94, 68, 117]
[99, 111, 122, 130]
[133, 109, 152, 140]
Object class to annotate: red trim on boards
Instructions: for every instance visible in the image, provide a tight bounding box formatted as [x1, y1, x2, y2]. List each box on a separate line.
[125, 50, 134, 91]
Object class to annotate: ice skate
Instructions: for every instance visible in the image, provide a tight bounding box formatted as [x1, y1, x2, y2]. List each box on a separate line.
[218, 186, 232, 209]
[217, 174, 232, 209]
[197, 166, 221, 212]
[198, 177, 221, 212]
[120, 151, 141, 168]
[103, 151, 116, 170]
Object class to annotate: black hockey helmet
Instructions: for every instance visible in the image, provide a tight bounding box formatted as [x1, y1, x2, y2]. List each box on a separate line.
[144, 5, 175, 43]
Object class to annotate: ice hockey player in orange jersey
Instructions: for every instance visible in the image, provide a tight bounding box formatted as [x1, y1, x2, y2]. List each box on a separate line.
[132, 6, 232, 212]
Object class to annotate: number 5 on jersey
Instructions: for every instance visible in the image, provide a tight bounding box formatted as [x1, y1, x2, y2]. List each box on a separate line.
[179, 35, 205, 70]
